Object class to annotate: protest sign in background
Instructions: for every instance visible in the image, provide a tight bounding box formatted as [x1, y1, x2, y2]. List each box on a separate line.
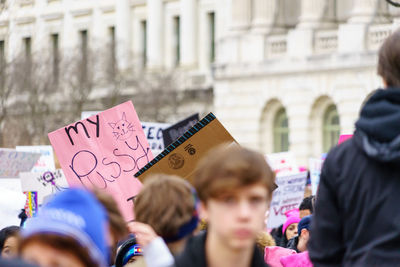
[162, 113, 199, 147]
[16, 146, 56, 173]
[49, 101, 153, 221]
[0, 149, 41, 178]
[309, 158, 324, 195]
[20, 169, 69, 205]
[23, 191, 38, 218]
[142, 122, 170, 156]
[267, 172, 307, 229]
[266, 152, 300, 177]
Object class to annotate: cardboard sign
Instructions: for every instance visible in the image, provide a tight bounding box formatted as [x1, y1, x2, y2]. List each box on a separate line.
[266, 152, 300, 177]
[142, 122, 170, 156]
[135, 113, 236, 184]
[162, 113, 199, 147]
[267, 172, 307, 229]
[309, 158, 324, 195]
[0, 149, 41, 178]
[20, 169, 69, 205]
[16, 146, 56, 173]
[48, 101, 153, 221]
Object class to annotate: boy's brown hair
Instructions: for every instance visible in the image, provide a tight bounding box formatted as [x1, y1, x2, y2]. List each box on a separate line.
[194, 144, 275, 203]
[378, 28, 400, 87]
[20, 234, 97, 267]
[134, 174, 196, 239]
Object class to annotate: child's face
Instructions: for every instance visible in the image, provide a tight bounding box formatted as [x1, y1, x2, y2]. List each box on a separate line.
[21, 241, 86, 267]
[201, 183, 269, 251]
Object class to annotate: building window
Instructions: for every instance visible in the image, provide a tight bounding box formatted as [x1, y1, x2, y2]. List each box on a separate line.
[23, 37, 31, 61]
[0, 40, 5, 70]
[80, 30, 88, 79]
[173, 16, 180, 66]
[273, 108, 289, 152]
[108, 26, 116, 78]
[141, 20, 147, 67]
[208, 12, 215, 63]
[51, 33, 59, 82]
[0, 40, 5, 86]
[323, 104, 340, 152]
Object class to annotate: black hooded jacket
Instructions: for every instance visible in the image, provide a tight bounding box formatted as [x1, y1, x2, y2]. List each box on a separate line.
[308, 89, 400, 267]
[174, 231, 268, 267]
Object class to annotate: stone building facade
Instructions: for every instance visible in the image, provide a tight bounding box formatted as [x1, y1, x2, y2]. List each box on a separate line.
[0, 0, 398, 164]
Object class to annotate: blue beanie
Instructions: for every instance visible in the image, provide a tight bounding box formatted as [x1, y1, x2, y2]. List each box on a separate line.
[298, 215, 312, 235]
[22, 188, 109, 267]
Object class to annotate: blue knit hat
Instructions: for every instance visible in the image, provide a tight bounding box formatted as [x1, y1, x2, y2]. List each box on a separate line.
[298, 215, 312, 234]
[22, 188, 109, 267]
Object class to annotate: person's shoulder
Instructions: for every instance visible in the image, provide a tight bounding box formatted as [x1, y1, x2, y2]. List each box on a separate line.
[175, 231, 207, 267]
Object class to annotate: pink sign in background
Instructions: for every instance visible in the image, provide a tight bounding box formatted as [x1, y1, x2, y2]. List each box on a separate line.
[338, 134, 353, 145]
[48, 101, 153, 221]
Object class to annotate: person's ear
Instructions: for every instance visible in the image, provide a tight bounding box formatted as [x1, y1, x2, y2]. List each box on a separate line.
[382, 78, 388, 88]
[198, 201, 209, 222]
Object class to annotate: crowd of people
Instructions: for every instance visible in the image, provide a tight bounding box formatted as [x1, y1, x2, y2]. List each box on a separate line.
[2, 21, 400, 267]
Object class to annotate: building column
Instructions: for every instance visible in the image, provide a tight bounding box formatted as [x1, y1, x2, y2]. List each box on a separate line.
[348, 0, 389, 23]
[147, 0, 163, 69]
[338, 0, 389, 53]
[252, 0, 284, 33]
[180, 0, 197, 68]
[297, 0, 336, 29]
[116, 0, 131, 71]
[231, 0, 251, 30]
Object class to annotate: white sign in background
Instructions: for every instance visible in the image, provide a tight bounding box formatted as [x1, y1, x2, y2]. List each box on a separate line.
[16, 146, 56, 173]
[266, 152, 300, 177]
[20, 169, 69, 205]
[141, 122, 170, 156]
[0, 148, 41, 178]
[309, 158, 324, 195]
[267, 172, 308, 229]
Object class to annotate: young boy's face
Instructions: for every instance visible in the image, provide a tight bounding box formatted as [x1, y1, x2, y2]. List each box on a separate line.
[201, 183, 269, 251]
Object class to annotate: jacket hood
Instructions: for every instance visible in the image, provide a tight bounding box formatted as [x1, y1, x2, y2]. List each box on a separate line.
[355, 88, 400, 162]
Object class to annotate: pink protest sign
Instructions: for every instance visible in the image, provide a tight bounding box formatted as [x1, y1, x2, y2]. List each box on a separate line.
[338, 134, 353, 145]
[48, 101, 153, 221]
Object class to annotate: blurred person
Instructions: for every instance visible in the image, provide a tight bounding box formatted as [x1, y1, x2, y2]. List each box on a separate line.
[0, 226, 20, 259]
[20, 188, 109, 267]
[286, 215, 312, 253]
[280, 251, 313, 267]
[133, 174, 198, 256]
[93, 190, 129, 266]
[298, 196, 314, 219]
[278, 211, 300, 248]
[128, 174, 198, 267]
[270, 209, 300, 247]
[309, 28, 400, 266]
[114, 237, 142, 267]
[175, 144, 276, 267]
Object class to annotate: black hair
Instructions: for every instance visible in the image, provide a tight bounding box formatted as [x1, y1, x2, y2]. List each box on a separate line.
[115, 237, 140, 267]
[0, 226, 20, 253]
[299, 196, 315, 213]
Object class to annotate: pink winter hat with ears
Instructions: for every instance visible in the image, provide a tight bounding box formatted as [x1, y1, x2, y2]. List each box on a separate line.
[282, 209, 300, 234]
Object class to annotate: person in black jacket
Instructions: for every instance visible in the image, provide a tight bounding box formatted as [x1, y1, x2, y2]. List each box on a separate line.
[175, 145, 276, 267]
[308, 28, 400, 266]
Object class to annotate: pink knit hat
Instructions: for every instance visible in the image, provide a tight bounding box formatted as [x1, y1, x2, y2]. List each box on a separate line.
[282, 209, 301, 234]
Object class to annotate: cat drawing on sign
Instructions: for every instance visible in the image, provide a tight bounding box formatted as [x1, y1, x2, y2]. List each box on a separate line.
[108, 112, 134, 141]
